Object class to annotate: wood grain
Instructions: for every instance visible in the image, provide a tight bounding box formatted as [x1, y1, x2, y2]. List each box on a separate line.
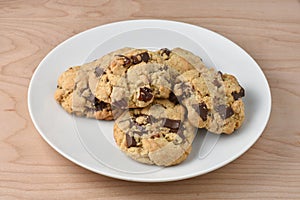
[0, 0, 299, 199]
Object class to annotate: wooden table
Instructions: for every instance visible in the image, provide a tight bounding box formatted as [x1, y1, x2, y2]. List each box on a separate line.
[1, 0, 299, 199]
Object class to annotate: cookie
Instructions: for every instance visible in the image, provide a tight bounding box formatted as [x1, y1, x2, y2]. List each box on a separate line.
[169, 47, 206, 71]
[113, 99, 197, 166]
[94, 48, 205, 108]
[54, 66, 80, 114]
[111, 63, 181, 110]
[54, 47, 132, 120]
[174, 68, 245, 134]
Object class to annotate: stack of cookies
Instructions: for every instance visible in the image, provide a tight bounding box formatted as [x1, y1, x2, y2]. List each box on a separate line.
[55, 47, 245, 166]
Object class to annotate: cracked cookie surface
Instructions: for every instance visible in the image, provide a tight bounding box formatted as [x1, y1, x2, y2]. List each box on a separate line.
[174, 68, 245, 134]
[113, 99, 197, 166]
[54, 47, 132, 120]
[111, 63, 182, 110]
[94, 48, 205, 108]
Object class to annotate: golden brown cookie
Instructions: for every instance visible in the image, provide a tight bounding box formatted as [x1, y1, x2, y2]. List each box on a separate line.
[111, 63, 182, 110]
[54, 48, 132, 120]
[113, 99, 197, 166]
[174, 68, 245, 134]
[94, 48, 205, 108]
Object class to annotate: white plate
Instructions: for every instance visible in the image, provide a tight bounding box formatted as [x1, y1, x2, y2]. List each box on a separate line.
[28, 20, 271, 182]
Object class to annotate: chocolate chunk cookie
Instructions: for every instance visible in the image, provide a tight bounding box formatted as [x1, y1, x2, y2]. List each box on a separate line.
[113, 99, 197, 166]
[94, 48, 205, 108]
[54, 47, 132, 120]
[174, 68, 245, 134]
[111, 63, 180, 110]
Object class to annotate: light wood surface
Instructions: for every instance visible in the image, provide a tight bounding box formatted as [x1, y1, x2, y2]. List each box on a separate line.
[1, 0, 299, 199]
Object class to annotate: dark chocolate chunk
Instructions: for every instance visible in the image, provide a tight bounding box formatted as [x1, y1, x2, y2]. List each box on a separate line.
[192, 102, 208, 121]
[160, 48, 171, 57]
[168, 92, 179, 105]
[126, 134, 137, 148]
[163, 119, 181, 132]
[94, 67, 104, 77]
[131, 55, 140, 64]
[123, 57, 131, 66]
[112, 98, 128, 109]
[138, 87, 153, 102]
[232, 87, 245, 100]
[131, 52, 150, 64]
[218, 71, 224, 81]
[145, 115, 152, 123]
[94, 97, 109, 111]
[117, 55, 131, 66]
[139, 52, 150, 62]
[215, 105, 234, 119]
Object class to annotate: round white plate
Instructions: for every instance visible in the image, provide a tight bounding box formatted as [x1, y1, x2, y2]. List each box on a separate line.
[28, 20, 271, 182]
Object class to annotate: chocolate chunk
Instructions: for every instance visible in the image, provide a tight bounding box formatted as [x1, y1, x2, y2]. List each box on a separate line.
[218, 71, 224, 81]
[160, 48, 171, 57]
[139, 52, 150, 62]
[126, 134, 137, 148]
[192, 102, 208, 121]
[215, 105, 234, 119]
[131, 52, 150, 64]
[232, 87, 245, 100]
[112, 99, 128, 109]
[145, 115, 152, 123]
[117, 55, 131, 66]
[138, 87, 153, 102]
[168, 92, 179, 105]
[163, 118, 181, 132]
[131, 55, 140, 64]
[213, 79, 222, 88]
[123, 57, 131, 66]
[95, 67, 104, 77]
[94, 97, 109, 111]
